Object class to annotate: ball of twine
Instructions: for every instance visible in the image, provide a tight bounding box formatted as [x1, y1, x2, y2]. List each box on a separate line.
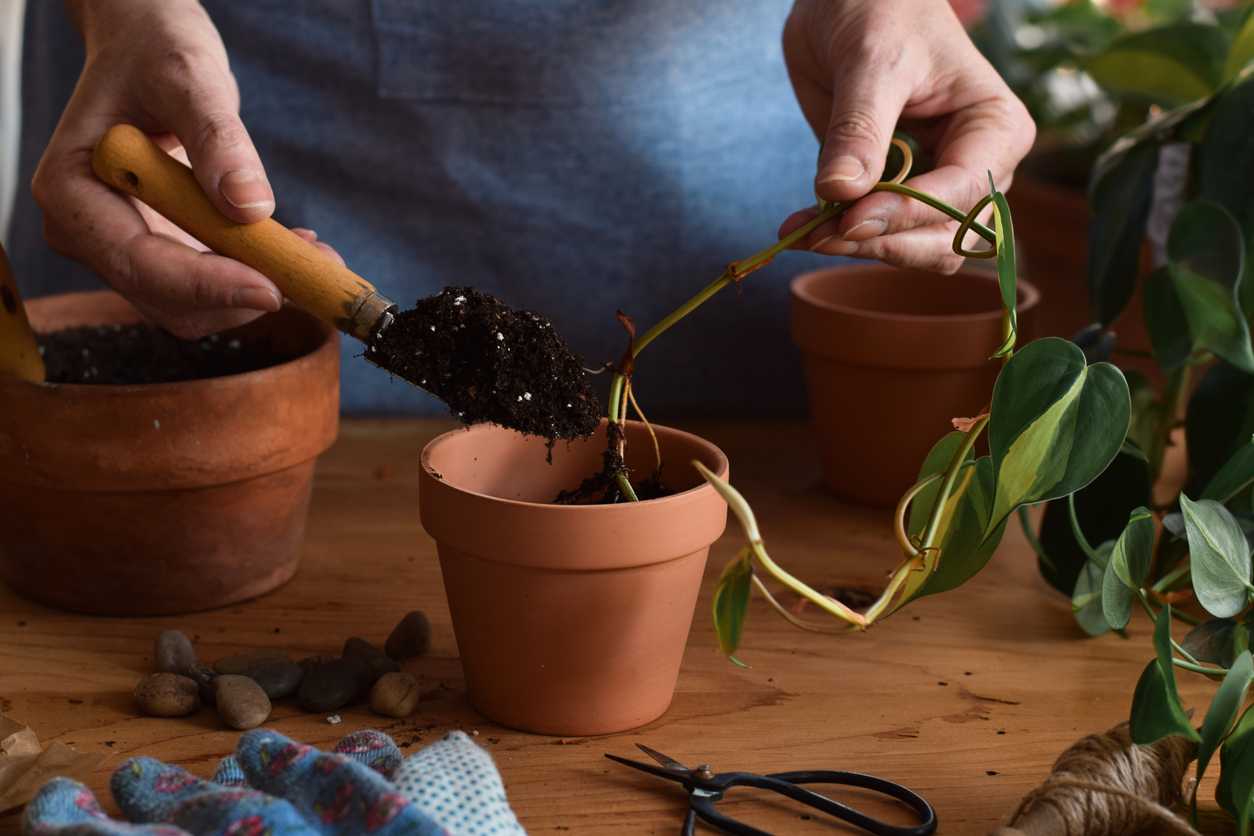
[995, 722, 1199, 836]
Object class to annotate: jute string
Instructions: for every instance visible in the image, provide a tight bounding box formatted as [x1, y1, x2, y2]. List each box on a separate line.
[1007, 722, 1199, 836]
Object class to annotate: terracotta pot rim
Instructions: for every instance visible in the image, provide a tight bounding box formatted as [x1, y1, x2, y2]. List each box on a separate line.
[420, 420, 729, 512]
[790, 263, 1041, 324]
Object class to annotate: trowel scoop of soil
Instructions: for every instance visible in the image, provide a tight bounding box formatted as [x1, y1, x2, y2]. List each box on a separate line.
[91, 124, 599, 441]
[368, 287, 600, 440]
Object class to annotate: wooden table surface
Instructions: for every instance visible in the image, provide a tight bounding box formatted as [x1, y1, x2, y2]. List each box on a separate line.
[0, 418, 1224, 835]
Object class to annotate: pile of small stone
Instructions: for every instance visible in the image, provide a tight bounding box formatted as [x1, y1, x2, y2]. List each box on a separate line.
[134, 610, 432, 730]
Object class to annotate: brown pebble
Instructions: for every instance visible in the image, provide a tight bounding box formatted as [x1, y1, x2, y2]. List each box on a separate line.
[134, 673, 201, 717]
[370, 672, 420, 718]
[384, 611, 433, 660]
[214, 675, 272, 730]
[343, 637, 399, 682]
[213, 649, 295, 676]
[154, 629, 198, 675]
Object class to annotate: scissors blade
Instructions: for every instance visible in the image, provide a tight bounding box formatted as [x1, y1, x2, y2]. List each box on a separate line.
[635, 744, 692, 773]
[604, 754, 694, 786]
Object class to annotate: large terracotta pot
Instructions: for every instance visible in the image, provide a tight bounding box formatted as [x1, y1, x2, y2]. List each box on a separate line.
[0, 290, 339, 615]
[419, 420, 728, 736]
[791, 265, 1039, 508]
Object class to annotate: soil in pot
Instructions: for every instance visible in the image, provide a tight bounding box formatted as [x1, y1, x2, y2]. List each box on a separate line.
[39, 323, 292, 384]
[369, 285, 601, 442]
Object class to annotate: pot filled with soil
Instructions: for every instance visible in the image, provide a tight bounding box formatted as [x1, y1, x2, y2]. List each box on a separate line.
[0, 290, 339, 615]
[791, 264, 1039, 508]
[419, 419, 729, 736]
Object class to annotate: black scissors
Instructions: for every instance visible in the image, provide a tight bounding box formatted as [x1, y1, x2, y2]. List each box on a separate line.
[606, 744, 937, 836]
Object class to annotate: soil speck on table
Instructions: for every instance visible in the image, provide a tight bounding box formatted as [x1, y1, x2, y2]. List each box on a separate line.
[369, 286, 600, 442]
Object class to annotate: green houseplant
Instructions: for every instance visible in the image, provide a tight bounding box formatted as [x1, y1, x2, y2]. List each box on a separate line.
[696, 11, 1254, 830]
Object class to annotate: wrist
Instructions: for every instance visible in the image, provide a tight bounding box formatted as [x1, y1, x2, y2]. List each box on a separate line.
[63, 0, 208, 46]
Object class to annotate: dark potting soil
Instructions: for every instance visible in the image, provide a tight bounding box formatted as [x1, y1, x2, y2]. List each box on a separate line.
[39, 323, 291, 385]
[553, 423, 677, 505]
[368, 286, 601, 442]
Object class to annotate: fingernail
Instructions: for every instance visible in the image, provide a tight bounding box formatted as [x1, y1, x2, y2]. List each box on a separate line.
[843, 219, 887, 241]
[231, 287, 281, 312]
[811, 236, 858, 256]
[219, 169, 273, 210]
[817, 155, 865, 184]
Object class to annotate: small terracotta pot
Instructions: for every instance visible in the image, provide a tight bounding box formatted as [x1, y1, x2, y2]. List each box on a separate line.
[791, 264, 1039, 508]
[419, 420, 728, 736]
[0, 291, 339, 615]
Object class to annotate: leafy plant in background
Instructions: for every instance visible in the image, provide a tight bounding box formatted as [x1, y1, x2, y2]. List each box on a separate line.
[970, 0, 1254, 182]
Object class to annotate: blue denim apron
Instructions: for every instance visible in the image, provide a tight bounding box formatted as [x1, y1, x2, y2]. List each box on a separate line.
[14, 0, 830, 416]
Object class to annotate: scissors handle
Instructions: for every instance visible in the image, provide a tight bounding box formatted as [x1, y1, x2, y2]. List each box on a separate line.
[686, 770, 937, 836]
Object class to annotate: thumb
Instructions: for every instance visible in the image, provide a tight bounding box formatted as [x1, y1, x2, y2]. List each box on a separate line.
[813, 87, 904, 205]
[160, 85, 274, 224]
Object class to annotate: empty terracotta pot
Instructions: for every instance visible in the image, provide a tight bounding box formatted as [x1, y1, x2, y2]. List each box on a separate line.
[0, 290, 339, 615]
[419, 420, 728, 736]
[791, 264, 1039, 508]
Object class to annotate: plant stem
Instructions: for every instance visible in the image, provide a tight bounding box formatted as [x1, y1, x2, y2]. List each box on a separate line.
[918, 417, 989, 552]
[1134, 588, 1200, 666]
[1067, 493, 1105, 566]
[1017, 505, 1057, 573]
[1171, 657, 1226, 678]
[871, 183, 996, 243]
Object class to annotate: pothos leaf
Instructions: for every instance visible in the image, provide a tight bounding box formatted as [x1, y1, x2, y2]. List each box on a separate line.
[991, 190, 1018, 359]
[986, 339, 1131, 537]
[712, 547, 753, 666]
[1182, 494, 1254, 618]
[1199, 650, 1254, 790]
[1074, 550, 1115, 637]
[1101, 507, 1155, 630]
[1129, 603, 1201, 745]
[1184, 618, 1239, 668]
[1218, 701, 1254, 834]
[1202, 438, 1254, 505]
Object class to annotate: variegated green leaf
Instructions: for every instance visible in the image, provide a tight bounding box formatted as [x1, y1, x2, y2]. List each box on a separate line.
[1224, 7, 1254, 82]
[1080, 24, 1228, 107]
[1199, 650, 1254, 790]
[1130, 603, 1202, 745]
[986, 338, 1131, 537]
[1182, 494, 1254, 618]
[1101, 507, 1155, 630]
[712, 547, 753, 666]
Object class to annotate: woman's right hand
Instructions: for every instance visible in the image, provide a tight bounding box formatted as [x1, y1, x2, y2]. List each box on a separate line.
[36, 0, 338, 338]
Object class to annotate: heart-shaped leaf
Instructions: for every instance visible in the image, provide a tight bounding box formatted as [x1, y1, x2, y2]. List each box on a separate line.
[1199, 650, 1254, 791]
[1143, 266, 1194, 373]
[1080, 24, 1228, 107]
[1074, 550, 1115, 637]
[1088, 141, 1159, 326]
[1184, 618, 1239, 667]
[1102, 507, 1155, 630]
[1130, 603, 1202, 745]
[1166, 200, 1253, 373]
[987, 338, 1131, 536]
[1198, 77, 1254, 320]
[1182, 494, 1254, 618]
[712, 547, 753, 666]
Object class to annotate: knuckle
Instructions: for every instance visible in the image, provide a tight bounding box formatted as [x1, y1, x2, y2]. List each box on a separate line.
[188, 111, 250, 161]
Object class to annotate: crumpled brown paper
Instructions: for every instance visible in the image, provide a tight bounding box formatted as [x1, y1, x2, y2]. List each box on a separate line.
[0, 712, 108, 816]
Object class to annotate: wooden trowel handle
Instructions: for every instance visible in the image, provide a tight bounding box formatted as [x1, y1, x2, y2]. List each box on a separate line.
[0, 240, 46, 382]
[91, 124, 394, 343]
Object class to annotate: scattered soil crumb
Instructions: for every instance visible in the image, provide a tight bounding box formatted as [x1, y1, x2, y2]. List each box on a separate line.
[39, 323, 290, 385]
[556, 738, 592, 745]
[369, 286, 600, 442]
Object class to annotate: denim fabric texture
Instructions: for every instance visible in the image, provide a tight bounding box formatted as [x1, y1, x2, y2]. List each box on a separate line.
[13, 0, 834, 416]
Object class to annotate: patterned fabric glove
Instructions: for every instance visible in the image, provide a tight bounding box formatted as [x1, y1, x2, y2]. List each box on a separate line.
[23, 729, 525, 836]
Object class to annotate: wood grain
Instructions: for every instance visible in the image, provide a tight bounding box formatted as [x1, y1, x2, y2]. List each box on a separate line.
[0, 419, 1227, 834]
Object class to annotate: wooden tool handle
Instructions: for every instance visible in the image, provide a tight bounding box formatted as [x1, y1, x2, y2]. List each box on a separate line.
[0, 239, 46, 382]
[91, 124, 394, 342]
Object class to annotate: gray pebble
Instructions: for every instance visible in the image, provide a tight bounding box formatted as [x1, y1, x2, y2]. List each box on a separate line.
[384, 611, 433, 661]
[296, 657, 374, 712]
[154, 630, 198, 675]
[370, 672, 420, 718]
[187, 662, 218, 707]
[213, 649, 295, 676]
[342, 637, 399, 682]
[245, 661, 305, 700]
[134, 673, 201, 717]
[214, 675, 272, 730]
[297, 654, 336, 674]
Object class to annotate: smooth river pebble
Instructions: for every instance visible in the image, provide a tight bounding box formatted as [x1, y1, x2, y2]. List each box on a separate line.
[154, 630, 198, 675]
[384, 611, 433, 660]
[342, 637, 399, 682]
[214, 675, 272, 729]
[134, 673, 201, 717]
[370, 672, 420, 718]
[296, 657, 375, 712]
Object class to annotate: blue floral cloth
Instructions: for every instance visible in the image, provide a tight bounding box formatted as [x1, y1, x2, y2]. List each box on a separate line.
[14, 0, 832, 416]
